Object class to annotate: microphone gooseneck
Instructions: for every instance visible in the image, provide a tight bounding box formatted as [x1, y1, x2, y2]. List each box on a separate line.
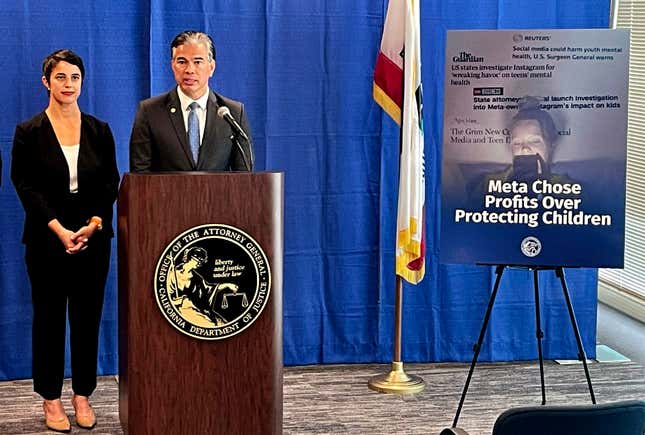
[217, 106, 252, 171]
[217, 106, 250, 142]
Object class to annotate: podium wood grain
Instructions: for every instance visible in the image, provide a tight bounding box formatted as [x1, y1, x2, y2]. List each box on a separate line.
[118, 172, 283, 435]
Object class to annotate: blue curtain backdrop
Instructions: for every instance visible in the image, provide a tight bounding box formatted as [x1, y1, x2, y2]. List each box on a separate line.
[0, 0, 609, 380]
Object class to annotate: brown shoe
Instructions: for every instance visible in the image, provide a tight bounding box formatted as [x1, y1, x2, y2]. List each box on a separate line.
[43, 399, 71, 433]
[71, 394, 96, 429]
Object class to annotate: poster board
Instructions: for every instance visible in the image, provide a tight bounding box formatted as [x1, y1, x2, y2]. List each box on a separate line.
[440, 29, 629, 267]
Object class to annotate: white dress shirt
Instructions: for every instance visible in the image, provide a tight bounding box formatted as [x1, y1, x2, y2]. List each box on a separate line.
[60, 144, 80, 193]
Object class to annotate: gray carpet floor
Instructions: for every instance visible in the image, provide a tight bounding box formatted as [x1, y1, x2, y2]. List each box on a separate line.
[0, 360, 643, 434]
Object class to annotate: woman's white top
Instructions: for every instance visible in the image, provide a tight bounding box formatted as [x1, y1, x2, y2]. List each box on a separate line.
[60, 144, 80, 193]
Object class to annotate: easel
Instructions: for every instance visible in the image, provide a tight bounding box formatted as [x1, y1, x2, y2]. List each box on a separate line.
[441, 265, 596, 434]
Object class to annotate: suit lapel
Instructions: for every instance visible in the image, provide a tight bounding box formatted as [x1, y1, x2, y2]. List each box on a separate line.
[201, 91, 225, 169]
[166, 90, 196, 168]
[77, 114, 100, 189]
[42, 113, 73, 187]
[77, 115, 89, 187]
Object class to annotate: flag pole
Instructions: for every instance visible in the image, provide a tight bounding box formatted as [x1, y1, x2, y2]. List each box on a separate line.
[369, 0, 425, 394]
[368, 275, 425, 394]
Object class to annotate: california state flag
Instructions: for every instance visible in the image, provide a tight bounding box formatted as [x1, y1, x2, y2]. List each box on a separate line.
[373, 0, 426, 284]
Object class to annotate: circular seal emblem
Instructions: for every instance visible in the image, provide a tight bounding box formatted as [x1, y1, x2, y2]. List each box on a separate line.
[154, 224, 271, 340]
[513, 34, 524, 43]
[521, 236, 542, 257]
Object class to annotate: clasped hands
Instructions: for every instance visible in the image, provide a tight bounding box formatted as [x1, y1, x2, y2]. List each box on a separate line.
[49, 218, 100, 255]
[61, 225, 96, 254]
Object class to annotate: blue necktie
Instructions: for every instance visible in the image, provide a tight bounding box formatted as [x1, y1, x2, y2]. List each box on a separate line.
[188, 102, 200, 163]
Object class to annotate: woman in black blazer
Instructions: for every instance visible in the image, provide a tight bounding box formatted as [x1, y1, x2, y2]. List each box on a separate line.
[11, 49, 119, 433]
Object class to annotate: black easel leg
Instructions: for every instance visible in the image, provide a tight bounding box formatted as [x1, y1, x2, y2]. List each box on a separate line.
[555, 267, 596, 404]
[532, 269, 547, 405]
[452, 265, 505, 428]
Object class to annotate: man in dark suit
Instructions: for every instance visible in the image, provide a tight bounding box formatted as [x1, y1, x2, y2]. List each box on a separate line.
[129, 30, 254, 172]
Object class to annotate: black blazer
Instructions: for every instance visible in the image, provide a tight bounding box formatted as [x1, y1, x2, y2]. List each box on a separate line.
[129, 88, 254, 172]
[11, 112, 120, 244]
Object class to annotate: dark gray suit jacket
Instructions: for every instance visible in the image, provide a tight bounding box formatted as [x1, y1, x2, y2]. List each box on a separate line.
[129, 88, 253, 172]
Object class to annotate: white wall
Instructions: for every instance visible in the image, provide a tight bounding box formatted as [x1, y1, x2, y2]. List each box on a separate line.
[597, 302, 645, 364]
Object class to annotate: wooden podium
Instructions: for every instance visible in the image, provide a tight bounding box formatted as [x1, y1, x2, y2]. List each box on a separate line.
[118, 172, 283, 435]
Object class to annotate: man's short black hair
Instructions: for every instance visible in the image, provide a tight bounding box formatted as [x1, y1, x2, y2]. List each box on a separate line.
[170, 30, 216, 62]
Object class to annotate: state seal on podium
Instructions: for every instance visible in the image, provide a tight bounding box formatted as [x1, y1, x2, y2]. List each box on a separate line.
[153, 224, 271, 340]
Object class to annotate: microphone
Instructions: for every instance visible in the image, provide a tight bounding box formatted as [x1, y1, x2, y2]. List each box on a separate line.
[217, 106, 250, 142]
[217, 106, 252, 171]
